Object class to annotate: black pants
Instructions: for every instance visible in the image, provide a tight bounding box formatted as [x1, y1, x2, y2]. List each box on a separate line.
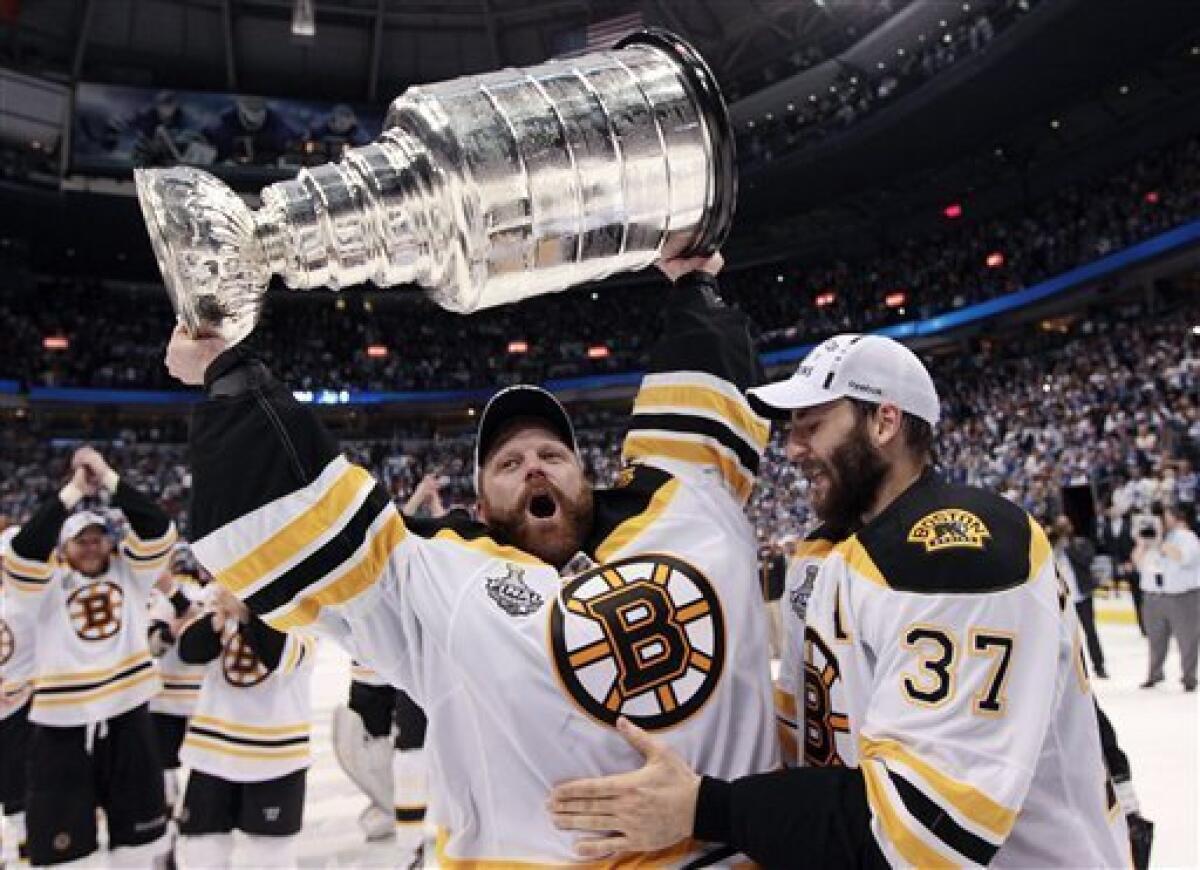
[1076, 596, 1106, 673]
[0, 700, 32, 814]
[180, 768, 306, 837]
[25, 704, 167, 866]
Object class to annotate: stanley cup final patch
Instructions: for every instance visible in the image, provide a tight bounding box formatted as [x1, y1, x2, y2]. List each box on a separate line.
[549, 553, 725, 731]
[907, 509, 992, 553]
[486, 564, 545, 617]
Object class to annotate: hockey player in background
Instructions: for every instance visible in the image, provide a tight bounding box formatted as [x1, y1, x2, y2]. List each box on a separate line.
[147, 544, 208, 817]
[0, 525, 34, 867]
[3, 447, 175, 867]
[552, 335, 1132, 868]
[174, 584, 316, 869]
[164, 254, 780, 865]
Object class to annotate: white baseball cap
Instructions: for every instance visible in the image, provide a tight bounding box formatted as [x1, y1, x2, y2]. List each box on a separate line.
[0, 525, 19, 557]
[60, 511, 109, 544]
[747, 334, 940, 425]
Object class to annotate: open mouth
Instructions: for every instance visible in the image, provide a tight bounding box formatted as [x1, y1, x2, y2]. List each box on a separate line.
[528, 492, 559, 520]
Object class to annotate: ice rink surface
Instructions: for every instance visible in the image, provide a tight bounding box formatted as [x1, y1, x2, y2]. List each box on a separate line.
[290, 607, 1197, 868]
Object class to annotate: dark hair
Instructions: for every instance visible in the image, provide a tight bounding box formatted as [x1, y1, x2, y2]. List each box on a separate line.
[847, 398, 936, 465]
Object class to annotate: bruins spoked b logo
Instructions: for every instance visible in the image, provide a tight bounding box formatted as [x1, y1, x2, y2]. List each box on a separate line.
[549, 554, 725, 730]
[67, 581, 124, 641]
[0, 617, 13, 665]
[222, 632, 269, 688]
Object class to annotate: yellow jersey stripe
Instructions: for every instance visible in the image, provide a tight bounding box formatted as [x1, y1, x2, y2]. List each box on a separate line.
[1028, 516, 1052, 579]
[218, 463, 374, 594]
[3, 551, 54, 580]
[268, 511, 406, 631]
[36, 650, 152, 686]
[860, 735, 1018, 839]
[835, 536, 889, 589]
[190, 715, 311, 737]
[432, 527, 545, 566]
[595, 477, 683, 563]
[622, 434, 753, 503]
[633, 384, 770, 449]
[183, 735, 310, 761]
[122, 526, 179, 557]
[794, 538, 835, 560]
[33, 668, 158, 709]
[861, 759, 957, 869]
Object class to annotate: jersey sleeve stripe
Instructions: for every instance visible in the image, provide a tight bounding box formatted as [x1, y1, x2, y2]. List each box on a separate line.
[887, 767, 999, 865]
[861, 759, 957, 869]
[622, 433, 754, 503]
[239, 483, 394, 616]
[629, 411, 762, 474]
[3, 551, 55, 582]
[860, 736, 1018, 840]
[207, 459, 376, 596]
[633, 379, 770, 449]
[263, 508, 406, 631]
[594, 477, 682, 563]
[2, 572, 50, 593]
[122, 525, 179, 557]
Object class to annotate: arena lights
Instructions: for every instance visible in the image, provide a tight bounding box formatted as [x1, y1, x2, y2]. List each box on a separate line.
[943, 203, 963, 219]
[1192, 325, 1200, 335]
[985, 251, 1005, 268]
[884, 291, 907, 309]
[42, 335, 69, 351]
[507, 340, 529, 354]
[1145, 191, 1160, 205]
[587, 345, 610, 359]
[366, 344, 388, 358]
[815, 291, 837, 308]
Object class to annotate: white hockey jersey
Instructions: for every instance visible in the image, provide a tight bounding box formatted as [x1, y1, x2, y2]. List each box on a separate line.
[188, 275, 779, 865]
[0, 582, 37, 719]
[800, 472, 1129, 868]
[179, 614, 316, 783]
[5, 515, 175, 727]
[147, 576, 206, 718]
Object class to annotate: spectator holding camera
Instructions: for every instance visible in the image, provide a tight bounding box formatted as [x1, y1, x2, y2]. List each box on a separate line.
[1133, 504, 1200, 691]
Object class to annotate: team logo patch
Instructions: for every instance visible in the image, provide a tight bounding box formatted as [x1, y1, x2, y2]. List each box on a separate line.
[485, 564, 544, 617]
[549, 553, 725, 731]
[67, 581, 124, 641]
[0, 617, 12, 666]
[789, 564, 819, 623]
[222, 632, 269, 688]
[907, 509, 991, 553]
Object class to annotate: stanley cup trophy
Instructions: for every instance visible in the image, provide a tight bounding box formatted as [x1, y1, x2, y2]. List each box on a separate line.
[135, 30, 736, 346]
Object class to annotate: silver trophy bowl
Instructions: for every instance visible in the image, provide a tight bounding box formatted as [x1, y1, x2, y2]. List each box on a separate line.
[136, 30, 736, 346]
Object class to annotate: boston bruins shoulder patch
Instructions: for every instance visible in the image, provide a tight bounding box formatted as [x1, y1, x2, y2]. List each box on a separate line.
[907, 509, 991, 553]
[549, 553, 725, 731]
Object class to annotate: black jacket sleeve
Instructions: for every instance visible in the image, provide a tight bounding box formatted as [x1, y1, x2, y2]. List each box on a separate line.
[177, 613, 224, 665]
[239, 613, 287, 672]
[694, 768, 889, 869]
[9, 491, 69, 564]
[110, 478, 172, 542]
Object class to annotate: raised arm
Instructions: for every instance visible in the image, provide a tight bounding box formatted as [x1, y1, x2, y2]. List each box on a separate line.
[621, 255, 769, 506]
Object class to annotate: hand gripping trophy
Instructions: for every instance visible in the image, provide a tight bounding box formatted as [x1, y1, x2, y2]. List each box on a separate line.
[135, 30, 736, 344]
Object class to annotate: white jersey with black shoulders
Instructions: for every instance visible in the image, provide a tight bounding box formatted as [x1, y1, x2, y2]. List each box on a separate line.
[188, 272, 779, 866]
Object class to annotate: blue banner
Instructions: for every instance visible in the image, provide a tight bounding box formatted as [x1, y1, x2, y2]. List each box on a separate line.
[20, 217, 1200, 406]
[72, 82, 386, 178]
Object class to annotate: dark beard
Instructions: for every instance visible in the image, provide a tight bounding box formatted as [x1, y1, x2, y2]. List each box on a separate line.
[484, 482, 594, 568]
[813, 420, 889, 530]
